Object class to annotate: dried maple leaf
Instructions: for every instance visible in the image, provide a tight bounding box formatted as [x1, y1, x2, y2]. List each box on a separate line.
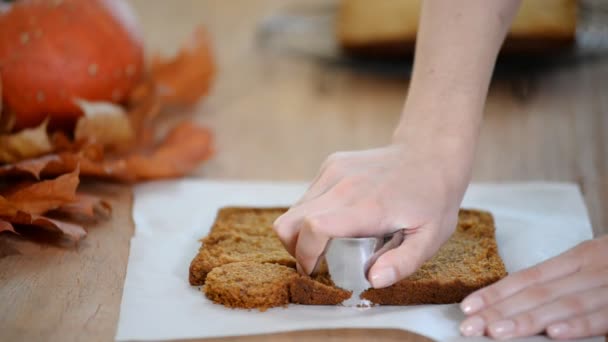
[74, 99, 135, 152]
[151, 27, 215, 106]
[20, 121, 213, 182]
[0, 196, 16, 217]
[0, 219, 16, 233]
[0, 119, 52, 163]
[0, 167, 93, 241]
[0, 75, 15, 134]
[0, 110, 15, 134]
[122, 121, 213, 180]
[127, 81, 162, 148]
[1, 167, 79, 215]
[0, 154, 69, 179]
[52, 193, 112, 222]
[9, 212, 86, 241]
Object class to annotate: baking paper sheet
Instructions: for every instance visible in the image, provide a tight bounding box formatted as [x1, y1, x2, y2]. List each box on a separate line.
[116, 181, 600, 342]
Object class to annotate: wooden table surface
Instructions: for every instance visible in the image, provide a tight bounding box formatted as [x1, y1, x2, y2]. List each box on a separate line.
[0, 1, 606, 341]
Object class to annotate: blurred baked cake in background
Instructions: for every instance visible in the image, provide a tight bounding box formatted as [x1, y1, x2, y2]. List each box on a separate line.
[338, 0, 578, 57]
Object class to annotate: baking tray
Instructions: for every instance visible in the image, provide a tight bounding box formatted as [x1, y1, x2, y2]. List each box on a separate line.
[256, 0, 608, 79]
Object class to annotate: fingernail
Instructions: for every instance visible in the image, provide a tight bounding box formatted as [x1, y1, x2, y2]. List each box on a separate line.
[547, 323, 570, 338]
[489, 320, 515, 340]
[461, 296, 484, 314]
[370, 267, 397, 288]
[460, 316, 485, 337]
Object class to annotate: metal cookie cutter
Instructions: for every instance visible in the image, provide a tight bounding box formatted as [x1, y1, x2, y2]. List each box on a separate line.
[311, 230, 405, 307]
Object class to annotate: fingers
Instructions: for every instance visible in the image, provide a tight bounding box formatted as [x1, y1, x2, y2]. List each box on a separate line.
[275, 155, 356, 253]
[294, 208, 382, 275]
[462, 268, 608, 331]
[273, 194, 335, 255]
[460, 245, 584, 315]
[275, 172, 381, 257]
[367, 225, 438, 288]
[294, 167, 338, 206]
[460, 280, 608, 339]
[294, 152, 356, 205]
[547, 306, 608, 340]
[502, 286, 608, 340]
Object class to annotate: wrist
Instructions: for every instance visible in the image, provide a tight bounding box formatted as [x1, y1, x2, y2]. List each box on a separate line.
[392, 109, 482, 153]
[391, 106, 479, 199]
[394, 72, 488, 144]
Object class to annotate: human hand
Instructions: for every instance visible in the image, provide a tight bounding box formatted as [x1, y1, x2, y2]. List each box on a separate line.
[273, 137, 474, 289]
[460, 235, 608, 340]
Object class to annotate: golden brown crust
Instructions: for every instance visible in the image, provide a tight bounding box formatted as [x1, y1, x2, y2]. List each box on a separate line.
[188, 207, 295, 285]
[203, 262, 297, 311]
[290, 275, 352, 305]
[202, 261, 352, 310]
[190, 207, 507, 309]
[361, 277, 504, 305]
[362, 209, 508, 305]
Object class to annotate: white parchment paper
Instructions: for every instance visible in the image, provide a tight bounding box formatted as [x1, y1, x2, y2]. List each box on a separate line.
[115, 181, 600, 342]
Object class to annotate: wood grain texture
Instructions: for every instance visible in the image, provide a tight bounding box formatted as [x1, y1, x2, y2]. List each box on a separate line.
[0, 184, 133, 342]
[176, 328, 433, 342]
[0, 0, 606, 341]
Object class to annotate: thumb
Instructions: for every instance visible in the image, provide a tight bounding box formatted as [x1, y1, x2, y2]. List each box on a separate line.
[368, 224, 441, 289]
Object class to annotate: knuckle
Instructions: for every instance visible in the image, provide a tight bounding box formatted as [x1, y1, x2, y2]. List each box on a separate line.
[325, 152, 346, 165]
[323, 160, 344, 177]
[320, 158, 332, 173]
[571, 316, 592, 336]
[573, 239, 601, 266]
[575, 239, 596, 256]
[479, 286, 503, 306]
[578, 239, 595, 249]
[331, 179, 354, 197]
[513, 312, 539, 333]
[522, 266, 545, 283]
[272, 217, 283, 232]
[560, 296, 586, 315]
[295, 243, 317, 260]
[302, 215, 325, 235]
[525, 285, 552, 301]
[479, 307, 505, 323]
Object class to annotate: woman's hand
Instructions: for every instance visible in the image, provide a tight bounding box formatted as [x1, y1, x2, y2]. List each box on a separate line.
[460, 235, 608, 340]
[273, 137, 473, 288]
[273, 0, 522, 292]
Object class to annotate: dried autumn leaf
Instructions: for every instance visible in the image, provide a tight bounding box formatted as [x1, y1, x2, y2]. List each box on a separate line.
[10, 211, 86, 241]
[53, 193, 112, 221]
[0, 119, 52, 163]
[0, 219, 16, 234]
[127, 82, 161, 148]
[0, 109, 15, 134]
[74, 99, 135, 151]
[70, 152, 131, 181]
[151, 27, 215, 106]
[0, 72, 2, 114]
[0, 196, 16, 217]
[0, 167, 88, 241]
[32, 121, 213, 182]
[0, 154, 65, 179]
[0, 74, 16, 133]
[124, 121, 213, 180]
[1, 167, 79, 215]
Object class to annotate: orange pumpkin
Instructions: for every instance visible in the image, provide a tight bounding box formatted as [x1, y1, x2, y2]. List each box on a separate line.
[0, 0, 144, 130]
